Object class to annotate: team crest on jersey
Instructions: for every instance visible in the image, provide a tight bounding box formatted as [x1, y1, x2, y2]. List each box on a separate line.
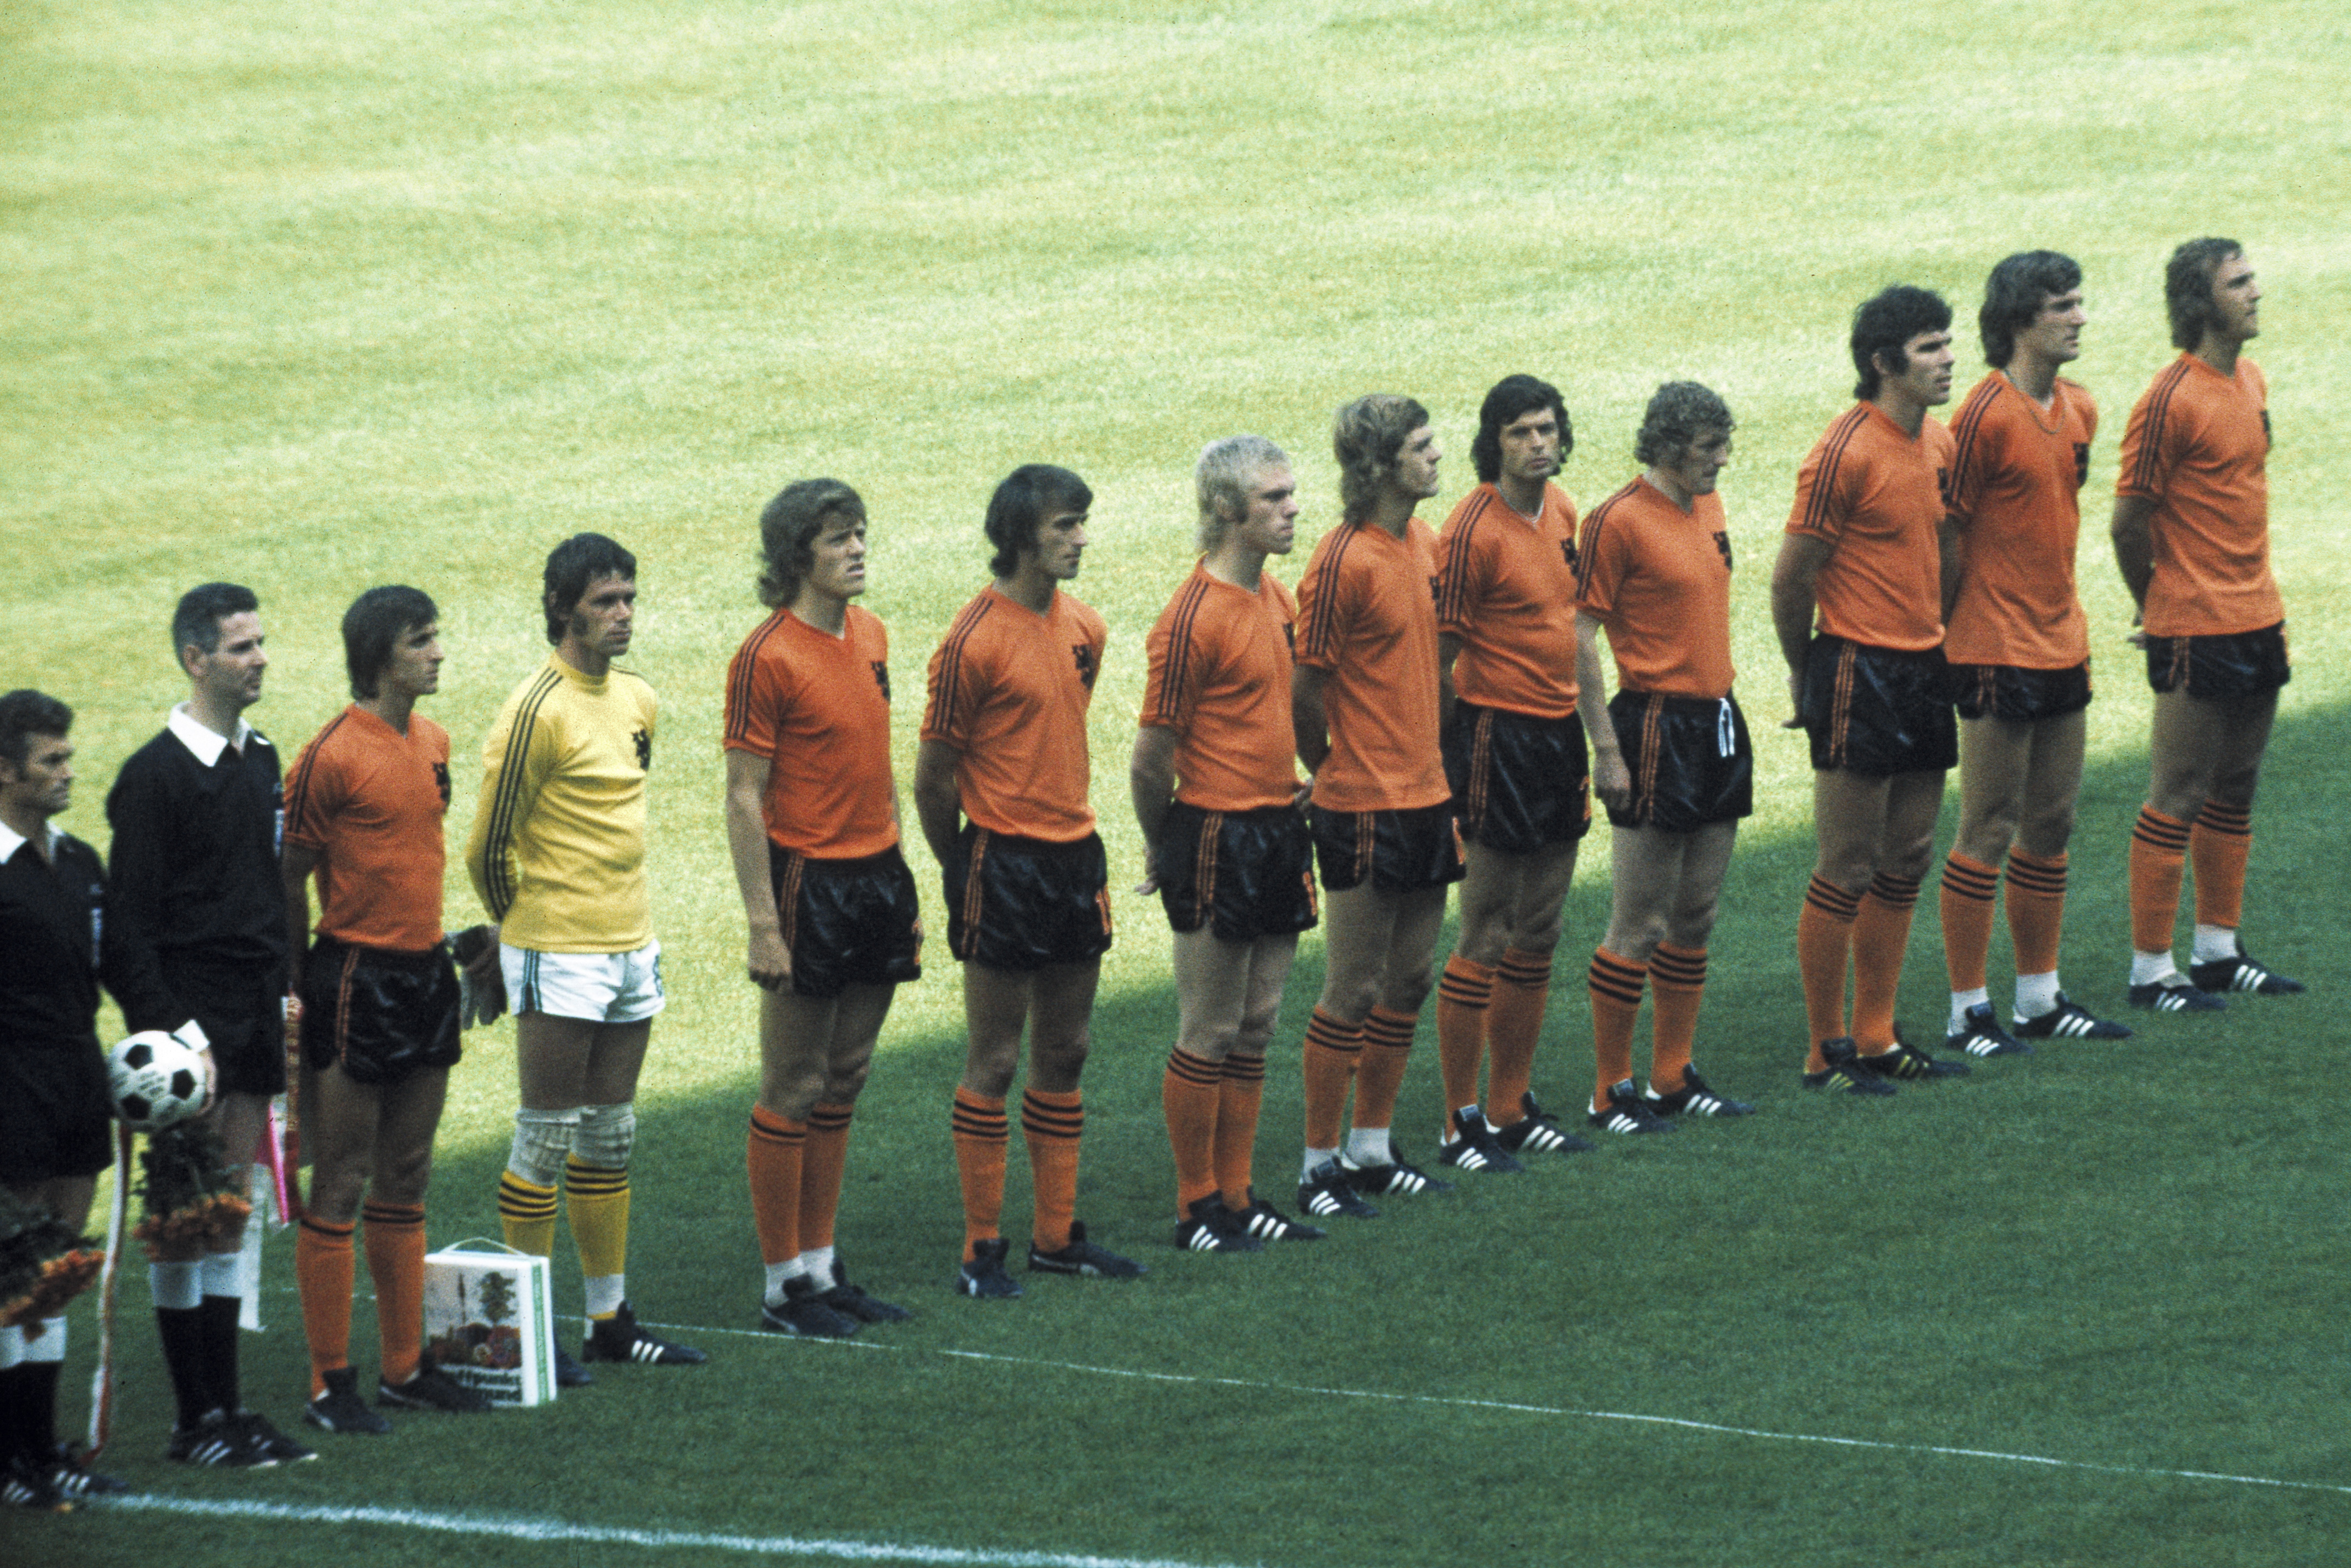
[633, 727, 652, 770]
[1072, 645, 1097, 689]
[2072, 443, 2090, 488]
[1428, 574, 1442, 605]
[1712, 531, 1733, 571]
[432, 761, 451, 806]
[871, 661, 891, 702]
[1935, 466, 1952, 506]
[1558, 539, 1579, 570]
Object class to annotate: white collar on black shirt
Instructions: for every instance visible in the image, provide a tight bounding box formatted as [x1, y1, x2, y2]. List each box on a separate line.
[0, 819, 62, 866]
[167, 703, 263, 765]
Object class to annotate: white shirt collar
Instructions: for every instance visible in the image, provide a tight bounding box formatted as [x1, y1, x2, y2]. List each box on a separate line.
[167, 703, 258, 766]
[0, 819, 61, 865]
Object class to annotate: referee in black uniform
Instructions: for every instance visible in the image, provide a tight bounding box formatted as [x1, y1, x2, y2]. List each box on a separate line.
[0, 691, 135, 1506]
[105, 583, 310, 1467]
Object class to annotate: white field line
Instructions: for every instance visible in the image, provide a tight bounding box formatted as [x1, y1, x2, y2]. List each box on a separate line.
[232, 1293, 2351, 1502]
[92, 1494, 1260, 1567]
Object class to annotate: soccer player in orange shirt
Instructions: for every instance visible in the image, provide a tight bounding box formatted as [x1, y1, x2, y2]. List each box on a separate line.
[2110, 239, 2301, 1007]
[1935, 253, 2132, 1052]
[1429, 375, 1600, 1156]
[1132, 437, 1325, 1251]
[916, 465, 1144, 1296]
[284, 587, 495, 1433]
[1576, 383, 1757, 1125]
[1291, 395, 1463, 1217]
[725, 481, 921, 1336]
[1772, 286, 1972, 1094]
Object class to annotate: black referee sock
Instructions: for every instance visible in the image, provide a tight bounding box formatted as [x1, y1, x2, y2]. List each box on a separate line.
[0, 1362, 29, 1463]
[154, 1306, 213, 1429]
[19, 1361, 60, 1458]
[200, 1293, 242, 1416]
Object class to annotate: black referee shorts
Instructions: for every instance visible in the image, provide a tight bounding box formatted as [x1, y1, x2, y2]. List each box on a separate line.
[1154, 802, 1319, 942]
[299, 936, 463, 1087]
[1309, 801, 1465, 893]
[1951, 660, 2092, 722]
[1801, 634, 1958, 776]
[1605, 691, 1754, 832]
[165, 955, 289, 1097]
[945, 827, 1113, 971]
[770, 842, 924, 998]
[2145, 623, 2290, 700]
[0, 1037, 113, 1181]
[1444, 702, 1592, 853]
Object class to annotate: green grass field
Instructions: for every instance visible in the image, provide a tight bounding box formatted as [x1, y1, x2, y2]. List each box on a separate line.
[7, 1, 2350, 1563]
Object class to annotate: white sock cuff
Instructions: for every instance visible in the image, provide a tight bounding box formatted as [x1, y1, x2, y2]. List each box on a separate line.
[2192, 924, 2239, 963]
[23, 1316, 66, 1363]
[583, 1274, 625, 1318]
[151, 1259, 203, 1310]
[200, 1251, 242, 1298]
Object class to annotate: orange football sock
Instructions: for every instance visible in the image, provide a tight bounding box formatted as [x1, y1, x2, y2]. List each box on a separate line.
[1021, 1088, 1083, 1255]
[2129, 807, 2191, 954]
[1587, 948, 1645, 1109]
[295, 1214, 354, 1397]
[1351, 1006, 1418, 1131]
[1300, 1008, 1363, 1151]
[1434, 954, 1495, 1137]
[799, 1102, 854, 1254]
[1486, 948, 1552, 1123]
[1852, 871, 1921, 1054]
[2191, 802, 2251, 930]
[1939, 851, 1999, 992]
[1647, 942, 1706, 1093]
[2004, 849, 2067, 977]
[1798, 875, 1861, 1070]
[1214, 1053, 1266, 1209]
[950, 1088, 1008, 1261]
[361, 1201, 426, 1387]
[1162, 1049, 1223, 1216]
[745, 1105, 806, 1267]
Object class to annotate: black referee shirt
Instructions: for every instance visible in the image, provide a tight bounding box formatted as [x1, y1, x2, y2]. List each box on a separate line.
[104, 712, 287, 1033]
[0, 826, 109, 1053]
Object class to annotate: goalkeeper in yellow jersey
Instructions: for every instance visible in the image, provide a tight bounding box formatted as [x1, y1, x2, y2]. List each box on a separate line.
[467, 534, 704, 1384]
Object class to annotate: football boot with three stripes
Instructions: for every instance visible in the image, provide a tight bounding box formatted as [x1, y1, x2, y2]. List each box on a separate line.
[583, 1301, 708, 1365]
[2189, 947, 2305, 996]
[1298, 1157, 1380, 1220]
[2013, 992, 2131, 1040]
[1175, 1194, 1265, 1253]
[1589, 1079, 1675, 1133]
[1492, 1093, 1592, 1155]
[1945, 1001, 2032, 1058]
[1437, 1106, 1525, 1173]
[1643, 1066, 1754, 1118]
[1345, 1148, 1455, 1198]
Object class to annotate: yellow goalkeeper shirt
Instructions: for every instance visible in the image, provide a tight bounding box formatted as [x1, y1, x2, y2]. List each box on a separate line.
[466, 652, 658, 953]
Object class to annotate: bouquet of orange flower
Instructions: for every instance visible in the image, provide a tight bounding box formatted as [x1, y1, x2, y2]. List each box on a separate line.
[130, 1121, 251, 1259]
[0, 1188, 104, 1330]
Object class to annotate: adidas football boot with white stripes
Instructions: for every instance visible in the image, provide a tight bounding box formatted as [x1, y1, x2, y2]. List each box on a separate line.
[1175, 1194, 1264, 1253]
[1945, 1001, 2032, 1057]
[583, 1302, 708, 1365]
[2012, 992, 2131, 1039]
[1643, 1067, 1754, 1117]
[1801, 1037, 1896, 1096]
[1437, 1106, 1525, 1174]
[2128, 976, 2226, 1012]
[1853, 1039, 1968, 1081]
[1231, 1191, 1324, 1242]
[1298, 1157, 1380, 1220]
[2189, 947, 2304, 996]
[1589, 1079, 1675, 1133]
[1492, 1093, 1592, 1156]
[1345, 1148, 1456, 1197]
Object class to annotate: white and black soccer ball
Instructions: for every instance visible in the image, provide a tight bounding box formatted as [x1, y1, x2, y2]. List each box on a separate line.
[107, 1031, 211, 1132]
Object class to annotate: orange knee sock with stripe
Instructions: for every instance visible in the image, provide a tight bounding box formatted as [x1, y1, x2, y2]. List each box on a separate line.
[2191, 802, 2251, 930]
[950, 1088, 1007, 1261]
[798, 1102, 854, 1254]
[1162, 1049, 1223, 1216]
[1022, 1088, 1083, 1255]
[1647, 942, 1706, 1093]
[2129, 807, 2191, 955]
[1852, 871, 1921, 1054]
[1587, 948, 1646, 1108]
[1939, 852, 1999, 992]
[1486, 949, 1551, 1123]
[1798, 875, 1861, 1069]
[1434, 955, 1494, 1137]
[362, 1201, 426, 1387]
[1300, 1008, 1363, 1151]
[1214, 1053, 1266, 1209]
[745, 1105, 805, 1267]
[2004, 849, 2067, 978]
[295, 1214, 354, 1397]
[1351, 1006, 1418, 1132]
